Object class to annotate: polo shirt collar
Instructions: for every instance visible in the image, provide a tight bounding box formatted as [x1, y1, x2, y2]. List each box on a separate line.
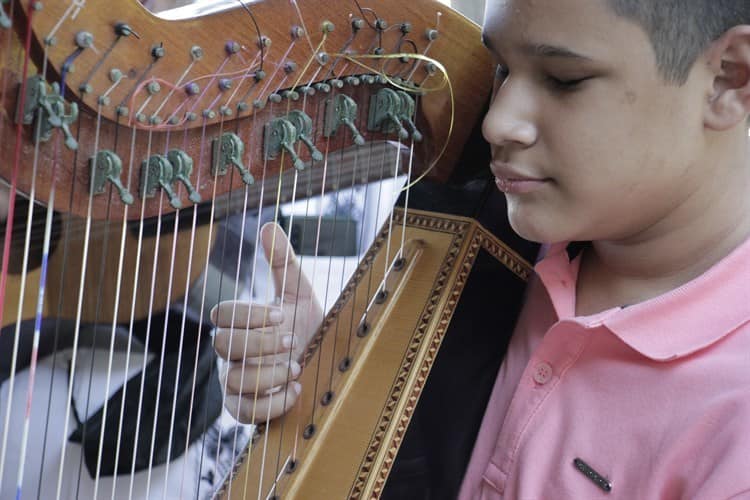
[536, 237, 750, 362]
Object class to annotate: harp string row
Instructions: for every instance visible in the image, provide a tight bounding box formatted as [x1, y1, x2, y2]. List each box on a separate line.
[214, 28, 329, 496]
[2, 37, 57, 497]
[0, 0, 475, 497]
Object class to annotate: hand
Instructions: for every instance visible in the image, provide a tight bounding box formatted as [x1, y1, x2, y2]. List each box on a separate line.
[211, 222, 323, 424]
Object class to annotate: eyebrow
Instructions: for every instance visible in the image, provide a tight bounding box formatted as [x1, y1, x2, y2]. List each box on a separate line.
[524, 43, 594, 61]
[482, 34, 594, 62]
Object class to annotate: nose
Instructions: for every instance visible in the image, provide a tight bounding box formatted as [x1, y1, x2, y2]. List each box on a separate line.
[482, 82, 538, 149]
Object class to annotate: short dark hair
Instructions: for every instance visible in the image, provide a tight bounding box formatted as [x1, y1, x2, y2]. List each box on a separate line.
[607, 0, 750, 84]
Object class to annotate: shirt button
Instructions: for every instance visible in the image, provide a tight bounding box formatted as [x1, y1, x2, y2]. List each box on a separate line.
[533, 362, 553, 385]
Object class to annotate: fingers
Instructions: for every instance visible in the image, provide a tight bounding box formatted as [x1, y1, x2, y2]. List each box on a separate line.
[260, 222, 315, 301]
[224, 382, 301, 424]
[213, 327, 298, 360]
[224, 358, 301, 394]
[211, 301, 283, 329]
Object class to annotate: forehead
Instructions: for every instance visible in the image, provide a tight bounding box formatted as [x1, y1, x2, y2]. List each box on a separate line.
[482, 0, 644, 60]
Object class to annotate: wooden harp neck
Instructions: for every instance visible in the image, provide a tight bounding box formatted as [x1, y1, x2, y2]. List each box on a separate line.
[0, 0, 492, 219]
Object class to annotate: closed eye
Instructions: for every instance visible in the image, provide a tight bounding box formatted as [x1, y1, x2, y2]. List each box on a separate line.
[546, 75, 593, 91]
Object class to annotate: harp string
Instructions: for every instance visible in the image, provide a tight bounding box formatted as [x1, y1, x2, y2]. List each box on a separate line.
[138, 186, 166, 499]
[269, 98, 329, 500]
[120, 42, 210, 493]
[213, 28, 329, 497]
[121, 127, 159, 498]
[154, 99, 222, 498]
[279, 33, 355, 468]
[234, 110, 269, 500]
[149, 51, 201, 122]
[170, 123, 207, 500]
[0, 0, 24, 331]
[200, 56, 274, 490]
[102, 120, 139, 498]
[27, 40, 103, 499]
[164, 65, 245, 500]
[1, 29, 57, 494]
[0, 5, 37, 487]
[16, 76, 62, 500]
[219, 166, 253, 500]
[251, 63, 326, 498]
[88, 109, 131, 499]
[259, 35, 456, 500]
[147, 44, 237, 493]
[147, 142, 186, 499]
[247, 56, 304, 500]
[45, 18, 97, 496]
[70, 46, 132, 495]
[186, 116, 225, 500]
[142, 129, 182, 498]
[317, 117, 353, 432]
[0, 2, 459, 497]
[36, 112, 85, 499]
[209, 43, 291, 496]
[67, 68, 115, 496]
[342, 143, 369, 366]
[208, 103, 251, 500]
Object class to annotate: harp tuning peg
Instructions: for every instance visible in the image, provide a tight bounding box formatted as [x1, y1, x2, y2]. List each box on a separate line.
[151, 43, 166, 60]
[89, 150, 134, 205]
[368, 87, 420, 142]
[397, 91, 423, 142]
[264, 117, 306, 170]
[324, 94, 365, 146]
[115, 22, 140, 39]
[140, 154, 182, 209]
[212, 133, 254, 185]
[168, 150, 202, 204]
[287, 110, 323, 162]
[16, 76, 78, 150]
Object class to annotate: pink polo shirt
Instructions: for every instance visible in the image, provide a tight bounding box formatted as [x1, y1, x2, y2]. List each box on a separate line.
[458, 238, 750, 500]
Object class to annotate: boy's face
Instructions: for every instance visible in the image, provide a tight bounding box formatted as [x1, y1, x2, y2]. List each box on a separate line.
[482, 0, 712, 244]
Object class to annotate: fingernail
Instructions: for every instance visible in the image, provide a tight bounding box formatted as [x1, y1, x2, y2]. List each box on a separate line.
[209, 305, 218, 324]
[289, 361, 301, 377]
[281, 335, 296, 349]
[292, 382, 302, 395]
[269, 309, 283, 323]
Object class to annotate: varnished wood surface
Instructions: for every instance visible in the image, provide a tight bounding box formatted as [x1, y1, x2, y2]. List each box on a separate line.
[219, 209, 532, 499]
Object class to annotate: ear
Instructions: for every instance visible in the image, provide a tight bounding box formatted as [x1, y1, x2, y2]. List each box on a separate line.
[704, 26, 750, 131]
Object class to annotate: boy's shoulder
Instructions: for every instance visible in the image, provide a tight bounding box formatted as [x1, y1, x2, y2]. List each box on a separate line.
[677, 386, 750, 499]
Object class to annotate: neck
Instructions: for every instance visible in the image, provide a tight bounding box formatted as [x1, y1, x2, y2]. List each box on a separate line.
[577, 138, 750, 315]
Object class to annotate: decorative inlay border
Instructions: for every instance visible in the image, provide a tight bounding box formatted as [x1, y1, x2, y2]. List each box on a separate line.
[302, 209, 472, 364]
[217, 210, 532, 499]
[351, 224, 533, 498]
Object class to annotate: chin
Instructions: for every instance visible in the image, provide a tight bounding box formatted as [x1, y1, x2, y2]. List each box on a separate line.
[507, 217, 549, 244]
[506, 209, 571, 245]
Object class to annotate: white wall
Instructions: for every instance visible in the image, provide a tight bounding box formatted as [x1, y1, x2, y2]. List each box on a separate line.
[446, 0, 486, 24]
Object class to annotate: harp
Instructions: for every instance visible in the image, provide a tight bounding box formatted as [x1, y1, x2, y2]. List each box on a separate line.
[0, 0, 534, 498]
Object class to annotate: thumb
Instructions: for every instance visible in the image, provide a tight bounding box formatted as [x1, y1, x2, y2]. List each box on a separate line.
[260, 222, 315, 302]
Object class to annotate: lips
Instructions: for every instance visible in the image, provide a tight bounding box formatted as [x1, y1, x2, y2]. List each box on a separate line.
[490, 162, 550, 194]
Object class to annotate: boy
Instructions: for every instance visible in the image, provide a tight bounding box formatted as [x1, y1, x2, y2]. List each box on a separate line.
[460, 0, 750, 498]
[213, 0, 750, 497]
